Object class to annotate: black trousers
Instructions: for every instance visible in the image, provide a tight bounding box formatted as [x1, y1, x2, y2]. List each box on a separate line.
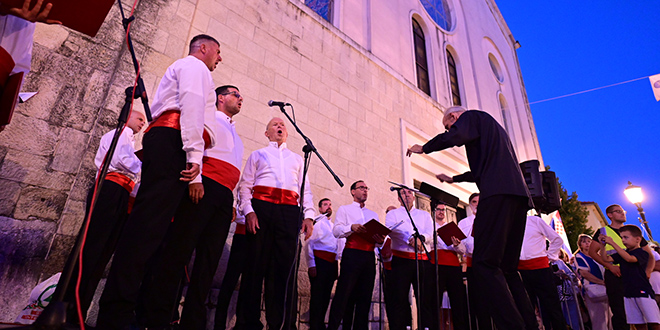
[386, 256, 434, 330]
[465, 267, 494, 330]
[308, 256, 338, 330]
[141, 175, 234, 329]
[425, 263, 469, 330]
[235, 199, 301, 330]
[63, 180, 131, 322]
[604, 269, 629, 330]
[520, 268, 567, 330]
[327, 248, 376, 330]
[214, 231, 247, 330]
[472, 194, 537, 330]
[96, 127, 189, 329]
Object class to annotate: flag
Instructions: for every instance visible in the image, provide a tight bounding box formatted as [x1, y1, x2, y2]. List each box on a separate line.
[550, 210, 573, 254]
[650, 73, 660, 101]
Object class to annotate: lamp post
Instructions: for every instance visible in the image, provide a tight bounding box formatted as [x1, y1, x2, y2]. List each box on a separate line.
[624, 181, 654, 242]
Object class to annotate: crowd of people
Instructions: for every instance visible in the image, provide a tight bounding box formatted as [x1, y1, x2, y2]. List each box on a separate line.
[5, 22, 657, 330]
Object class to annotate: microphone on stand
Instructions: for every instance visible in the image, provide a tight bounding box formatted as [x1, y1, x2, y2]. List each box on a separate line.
[268, 100, 290, 107]
[390, 186, 403, 191]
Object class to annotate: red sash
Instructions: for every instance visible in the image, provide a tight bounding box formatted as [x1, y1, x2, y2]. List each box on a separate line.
[235, 223, 246, 235]
[202, 156, 240, 190]
[465, 256, 472, 268]
[105, 172, 135, 192]
[428, 249, 460, 267]
[345, 234, 375, 252]
[392, 249, 428, 261]
[146, 110, 211, 149]
[518, 256, 550, 270]
[383, 260, 392, 270]
[252, 185, 299, 206]
[314, 250, 338, 263]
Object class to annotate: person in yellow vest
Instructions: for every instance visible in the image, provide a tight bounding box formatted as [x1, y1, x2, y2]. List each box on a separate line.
[589, 204, 655, 330]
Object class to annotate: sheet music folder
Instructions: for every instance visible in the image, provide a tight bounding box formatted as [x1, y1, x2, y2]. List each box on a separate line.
[357, 219, 391, 243]
[436, 221, 467, 246]
[0, 0, 115, 37]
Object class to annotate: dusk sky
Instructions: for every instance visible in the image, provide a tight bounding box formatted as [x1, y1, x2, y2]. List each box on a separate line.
[496, 1, 660, 240]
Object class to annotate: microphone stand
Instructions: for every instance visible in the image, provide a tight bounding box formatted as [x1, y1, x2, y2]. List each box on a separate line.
[16, 2, 154, 327]
[393, 188, 431, 330]
[274, 103, 343, 330]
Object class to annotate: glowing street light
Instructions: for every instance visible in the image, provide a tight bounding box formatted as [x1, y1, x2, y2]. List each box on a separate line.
[624, 181, 653, 242]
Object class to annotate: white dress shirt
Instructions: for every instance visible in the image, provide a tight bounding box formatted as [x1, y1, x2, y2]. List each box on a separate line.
[385, 206, 433, 254]
[457, 214, 475, 257]
[197, 111, 243, 184]
[333, 202, 379, 239]
[520, 215, 563, 262]
[306, 215, 345, 268]
[149, 55, 217, 167]
[238, 142, 314, 219]
[0, 15, 35, 75]
[94, 128, 141, 182]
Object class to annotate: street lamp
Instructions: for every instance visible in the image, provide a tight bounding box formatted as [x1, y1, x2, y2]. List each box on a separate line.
[624, 181, 654, 242]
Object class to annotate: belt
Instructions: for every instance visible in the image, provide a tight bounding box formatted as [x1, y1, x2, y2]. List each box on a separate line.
[428, 249, 460, 267]
[392, 249, 428, 261]
[202, 156, 240, 190]
[105, 172, 135, 192]
[518, 256, 550, 270]
[345, 234, 375, 252]
[146, 110, 211, 149]
[252, 185, 299, 206]
[314, 250, 337, 263]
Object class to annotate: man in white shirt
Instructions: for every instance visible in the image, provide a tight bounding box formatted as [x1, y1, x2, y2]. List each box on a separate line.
[96, 34, 222, 330]
[518, 215, 566, 330]
[235, 117, 314, 330]
[307, 198, 342, 330]
[140, 85, 244, 330]
[457, 193, 493, 330]
[426, 203, 469, 330]
[385, 188, 435, 330]
[62, 110, 145, 324]
[327, 180, 385, 330]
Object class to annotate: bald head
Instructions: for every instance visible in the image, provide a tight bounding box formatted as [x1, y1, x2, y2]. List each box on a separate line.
[265, 117, 288, 145]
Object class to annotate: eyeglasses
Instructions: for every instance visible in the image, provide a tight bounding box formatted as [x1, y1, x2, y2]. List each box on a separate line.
[611, 209, 626, 214]
[222, 91, 241, 99]
[354, 186, 370, 191]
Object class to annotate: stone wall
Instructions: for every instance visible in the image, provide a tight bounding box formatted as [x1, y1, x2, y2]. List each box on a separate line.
[0, 0, 538, 328]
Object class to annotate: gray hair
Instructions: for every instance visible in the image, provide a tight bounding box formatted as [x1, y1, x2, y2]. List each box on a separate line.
[444, 106, 467, 117]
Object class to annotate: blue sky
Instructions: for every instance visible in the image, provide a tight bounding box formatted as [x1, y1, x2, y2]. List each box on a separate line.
[496, 1, 660, 239]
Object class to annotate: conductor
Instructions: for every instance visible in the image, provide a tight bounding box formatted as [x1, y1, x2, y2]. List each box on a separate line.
[407, 106, 537, 330]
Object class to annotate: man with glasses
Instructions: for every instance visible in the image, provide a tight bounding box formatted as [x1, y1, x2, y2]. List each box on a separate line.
[139, 85, 244, 329]
[327, 181, 385, 330]
[406, 106, 537, 330]
[589, 204, 655, 330]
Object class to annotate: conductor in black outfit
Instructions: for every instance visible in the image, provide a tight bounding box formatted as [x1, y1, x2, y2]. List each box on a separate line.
[407, 106, 538, 330]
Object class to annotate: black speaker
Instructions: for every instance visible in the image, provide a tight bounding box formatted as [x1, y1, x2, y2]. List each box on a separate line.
[519, 160, 544, 203]
[540, 171, 561, 214]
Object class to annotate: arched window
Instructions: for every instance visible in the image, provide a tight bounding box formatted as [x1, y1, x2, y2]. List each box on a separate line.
[499, 94, 512, 134]
[413, 19, 431, 96]
[305, 0, 333, 22]
[446, 50, 461, 105]
[419, 0, 452, 31]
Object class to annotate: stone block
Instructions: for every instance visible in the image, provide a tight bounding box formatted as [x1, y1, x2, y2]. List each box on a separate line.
[207, 18, 240, 50]
[176, 0, 196, 21]
[18, 77, 62, 120]
[0, 180, 21, 217]
[0, 217, 57, 323]
[0, 113, 60, 156]
[57, 199, 86, 236]
[0, 149, 74, 191]
[40, 233, 77, 280]
[50, 128, 90, 174]
[254, 27, 280, 54]
[237, 36, 266, 65]
[33, 24, 70, 50]
[14, 187, 68, 221]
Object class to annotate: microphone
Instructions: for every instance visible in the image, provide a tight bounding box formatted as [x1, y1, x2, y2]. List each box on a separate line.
[268, 100, 290, 107]
[390, 186, 403, 191]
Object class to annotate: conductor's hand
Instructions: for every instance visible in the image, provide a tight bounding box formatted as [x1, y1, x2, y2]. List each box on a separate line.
[9, 0, 62, 24]
[188, 182, 204, 204]
[373, 234, 386, 244]
[308, 267, 317, 278]
[351, 224, 367, 233]
[302, 218, 314, 240]
[180, 163, 200, 182]
[436, 173, 453, 183]
[406, 144, 424, 157]
[246, 212, 259, 234]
